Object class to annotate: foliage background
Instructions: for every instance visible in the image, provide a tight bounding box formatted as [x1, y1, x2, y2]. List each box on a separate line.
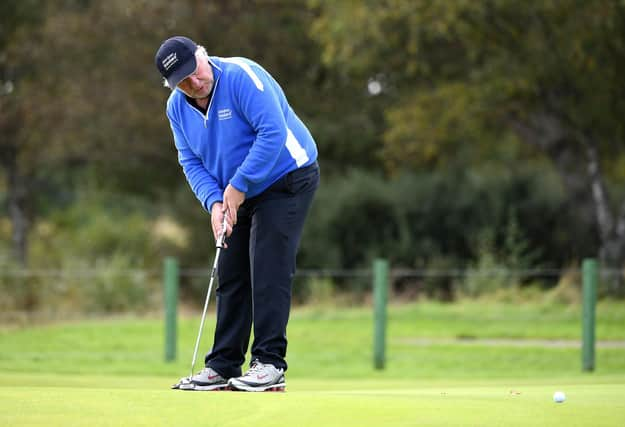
[2, 0, 625, 314]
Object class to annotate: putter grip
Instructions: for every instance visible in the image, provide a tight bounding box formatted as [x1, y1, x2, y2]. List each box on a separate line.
[216, 214, 228, 248]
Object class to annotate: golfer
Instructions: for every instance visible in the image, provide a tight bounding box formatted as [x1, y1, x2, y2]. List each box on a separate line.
[155, 36, 319, 391]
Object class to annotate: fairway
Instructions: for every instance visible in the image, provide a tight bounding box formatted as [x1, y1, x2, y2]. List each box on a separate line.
[1, 373, 624, 426]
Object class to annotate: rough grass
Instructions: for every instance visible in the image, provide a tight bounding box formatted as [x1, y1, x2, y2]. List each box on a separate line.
[1, 300, 625, 378]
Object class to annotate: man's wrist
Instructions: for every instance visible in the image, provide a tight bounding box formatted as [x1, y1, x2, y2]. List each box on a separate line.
[210, 201, 223, 215]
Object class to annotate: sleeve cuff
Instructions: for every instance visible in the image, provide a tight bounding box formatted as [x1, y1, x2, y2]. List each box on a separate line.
[230, 172, 249, 193]
[205, 196, 222, 214]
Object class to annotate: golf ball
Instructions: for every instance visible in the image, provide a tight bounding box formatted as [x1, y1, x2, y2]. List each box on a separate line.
[553, 391, 566, 403]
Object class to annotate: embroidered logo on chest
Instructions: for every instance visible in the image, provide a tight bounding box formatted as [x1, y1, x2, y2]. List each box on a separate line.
[218, 108, 233, 120]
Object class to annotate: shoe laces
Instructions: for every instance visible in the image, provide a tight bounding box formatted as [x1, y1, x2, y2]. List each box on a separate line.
[198, 367, 217, 377]
[244, 361, 267, 377]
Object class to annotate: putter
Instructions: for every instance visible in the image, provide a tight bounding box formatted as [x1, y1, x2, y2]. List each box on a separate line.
[172, 213, 229, 390]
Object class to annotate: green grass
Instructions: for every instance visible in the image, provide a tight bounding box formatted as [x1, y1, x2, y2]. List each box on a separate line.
[1, 374, 624, 426]
[1, 300, 625, 426]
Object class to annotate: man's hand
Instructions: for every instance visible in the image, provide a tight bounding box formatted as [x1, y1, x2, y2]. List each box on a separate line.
[210, 203, 232, 243]
[223, 184, 245, 226]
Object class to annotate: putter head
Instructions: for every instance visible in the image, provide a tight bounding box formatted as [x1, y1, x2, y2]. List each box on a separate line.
[171, 376, 195, 390]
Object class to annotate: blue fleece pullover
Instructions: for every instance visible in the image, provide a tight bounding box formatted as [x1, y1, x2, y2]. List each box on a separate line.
[165, 56, 318, 213]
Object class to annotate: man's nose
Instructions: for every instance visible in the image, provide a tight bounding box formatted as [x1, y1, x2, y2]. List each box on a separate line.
[190, 76, 202, 89]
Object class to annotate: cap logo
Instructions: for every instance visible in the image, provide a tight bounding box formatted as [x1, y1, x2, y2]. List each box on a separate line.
[162, 52, 178, 70]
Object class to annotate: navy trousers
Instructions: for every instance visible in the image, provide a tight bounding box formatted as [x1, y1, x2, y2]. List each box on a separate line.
[205, 162, 319, 378]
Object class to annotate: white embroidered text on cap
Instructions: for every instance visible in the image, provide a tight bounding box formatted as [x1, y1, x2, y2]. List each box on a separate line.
[163, 52, 178, 70]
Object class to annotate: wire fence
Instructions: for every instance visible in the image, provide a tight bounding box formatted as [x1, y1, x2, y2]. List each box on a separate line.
[1, 264, 622, 323]
[1, 266, 624, 280]
[0, 268, 625, 278]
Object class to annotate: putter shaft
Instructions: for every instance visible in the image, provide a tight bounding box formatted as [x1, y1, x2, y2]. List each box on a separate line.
[189, 214, 229, 378]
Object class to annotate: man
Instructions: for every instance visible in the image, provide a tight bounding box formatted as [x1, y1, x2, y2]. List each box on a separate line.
[155, 36, 319, 392]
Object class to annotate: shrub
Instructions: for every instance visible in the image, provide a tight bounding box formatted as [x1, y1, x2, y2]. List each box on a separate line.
[298, 163, 583, 299]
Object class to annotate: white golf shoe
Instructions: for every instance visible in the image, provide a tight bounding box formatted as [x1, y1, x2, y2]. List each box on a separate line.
[173, 366, 230, 391]
[228, 360, 286, 392]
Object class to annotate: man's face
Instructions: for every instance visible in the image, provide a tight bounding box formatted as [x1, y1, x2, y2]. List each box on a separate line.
[177, 52, 214, 99]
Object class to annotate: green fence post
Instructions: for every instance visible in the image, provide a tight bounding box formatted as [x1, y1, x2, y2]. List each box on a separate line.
[373, 258, 389, 370]
[164, 257, 179, 362]
[582, 258, 597, 372]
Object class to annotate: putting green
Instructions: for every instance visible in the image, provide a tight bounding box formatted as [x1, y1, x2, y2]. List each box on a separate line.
[1, 373, 624, 426]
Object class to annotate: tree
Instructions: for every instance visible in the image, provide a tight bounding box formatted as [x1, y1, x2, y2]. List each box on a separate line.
[311, 0, 625, 293]
[0, 0, 175, 266]
[2, 0, 381, 268]
[0, 0, 46, 266]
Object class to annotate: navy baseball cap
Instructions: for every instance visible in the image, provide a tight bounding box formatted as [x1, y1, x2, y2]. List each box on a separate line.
[155, 36, 198, 88]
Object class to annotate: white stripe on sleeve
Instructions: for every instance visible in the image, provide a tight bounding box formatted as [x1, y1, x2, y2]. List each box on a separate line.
[221, 58, 264, 91]
[286, 128, 309, 167]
